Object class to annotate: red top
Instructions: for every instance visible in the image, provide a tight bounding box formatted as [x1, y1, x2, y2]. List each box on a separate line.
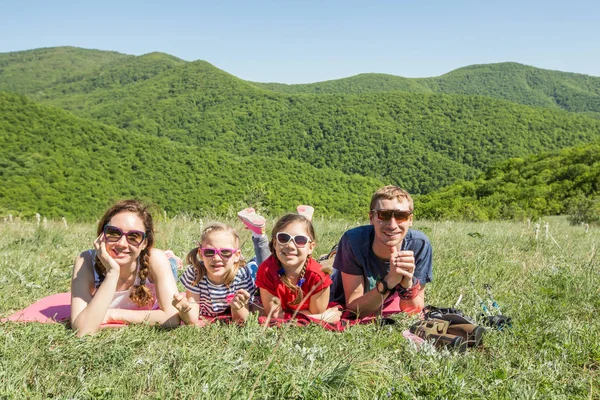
[256, 255, 332, 311]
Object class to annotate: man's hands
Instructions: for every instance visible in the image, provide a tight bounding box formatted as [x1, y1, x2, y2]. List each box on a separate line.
[387, 247, 415, 289]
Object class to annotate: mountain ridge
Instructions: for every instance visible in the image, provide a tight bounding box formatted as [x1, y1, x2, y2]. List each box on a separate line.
[2, 47, 600, 196]
[2, 47, 600, 115]
[253, 62, 600, 114]
[2, 47, 600, 220]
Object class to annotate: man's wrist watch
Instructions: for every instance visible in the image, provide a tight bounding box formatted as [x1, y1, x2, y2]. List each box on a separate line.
[376, 278, 392, 295]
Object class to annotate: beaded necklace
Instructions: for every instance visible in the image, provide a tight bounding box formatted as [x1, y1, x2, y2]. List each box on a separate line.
[277, 260, 307, 288]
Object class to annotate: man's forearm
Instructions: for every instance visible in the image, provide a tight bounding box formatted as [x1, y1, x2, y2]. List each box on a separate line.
[346, 288, 391, 318]
[398, 282, 426, 313]
[399, 292, 425, 313]
[347, 285, 425, 317]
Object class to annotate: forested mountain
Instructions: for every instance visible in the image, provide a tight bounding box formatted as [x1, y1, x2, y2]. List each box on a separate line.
[254, 63, 600, 115]
[1, 47, 600, 220]
[0, 47, 132, 93]
[416, 143, 600, 222]
[0, 92, 383, 219]
[255, 73, 431, 95]
[40, 51, 187, 95]
[38, 78, 600, 194]
[2, 48, 599, 195]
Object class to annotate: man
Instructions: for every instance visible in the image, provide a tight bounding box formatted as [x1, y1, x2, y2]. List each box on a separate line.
[330, 185, 433, 317]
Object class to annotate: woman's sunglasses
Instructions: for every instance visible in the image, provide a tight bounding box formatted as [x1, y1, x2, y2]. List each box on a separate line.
[276, 232, 311, 248]
[371, 209, 413, 223]
[103, 225, 146, 246]
[198, 247, 237, 259]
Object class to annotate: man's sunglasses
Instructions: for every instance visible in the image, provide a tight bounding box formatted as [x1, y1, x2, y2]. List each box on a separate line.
[198, 247, 237, 259]
[276, 232, 312, 248]
[371, 209, 413, 223]
[103, 225, 146, 246]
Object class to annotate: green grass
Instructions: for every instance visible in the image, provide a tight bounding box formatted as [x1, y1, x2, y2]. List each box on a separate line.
[1, 217, 598, 399]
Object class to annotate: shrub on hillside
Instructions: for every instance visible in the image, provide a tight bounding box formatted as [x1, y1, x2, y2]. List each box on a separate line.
[566, 195, 600, 225]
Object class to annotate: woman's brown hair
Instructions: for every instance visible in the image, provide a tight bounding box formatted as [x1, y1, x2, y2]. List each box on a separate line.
[95, 199, 155, 307]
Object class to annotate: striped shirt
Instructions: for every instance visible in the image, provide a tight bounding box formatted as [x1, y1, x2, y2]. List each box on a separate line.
[179, 264, 256, 317]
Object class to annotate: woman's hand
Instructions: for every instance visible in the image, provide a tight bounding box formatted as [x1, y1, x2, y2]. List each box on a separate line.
[93, 234, 120, 276]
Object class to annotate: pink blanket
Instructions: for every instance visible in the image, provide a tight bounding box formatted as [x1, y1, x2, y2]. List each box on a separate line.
[2, 292, 72, 323]
[1, 292, 124, 327]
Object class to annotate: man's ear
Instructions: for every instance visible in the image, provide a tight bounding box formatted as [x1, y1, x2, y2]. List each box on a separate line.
[409, 214, 414, 227]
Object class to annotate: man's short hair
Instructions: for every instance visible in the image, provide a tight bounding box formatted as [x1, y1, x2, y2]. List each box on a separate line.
[369, 185, 414, 212]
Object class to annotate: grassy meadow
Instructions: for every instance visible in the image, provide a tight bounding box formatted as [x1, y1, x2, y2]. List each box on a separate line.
[0, 215, 598, 399]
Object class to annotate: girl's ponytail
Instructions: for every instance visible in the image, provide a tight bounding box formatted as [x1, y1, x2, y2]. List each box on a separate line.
[186, 246, 207, 287]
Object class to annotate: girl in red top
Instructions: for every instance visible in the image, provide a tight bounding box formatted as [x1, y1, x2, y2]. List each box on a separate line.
[255, 214, 341, 322]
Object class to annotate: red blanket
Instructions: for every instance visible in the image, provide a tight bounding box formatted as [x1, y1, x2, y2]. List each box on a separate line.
[193, 298, 409, 331]
[2, 293, 413, 332]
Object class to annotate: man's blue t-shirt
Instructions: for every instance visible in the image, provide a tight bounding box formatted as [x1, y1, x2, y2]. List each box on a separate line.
[329, 225, 433, 305]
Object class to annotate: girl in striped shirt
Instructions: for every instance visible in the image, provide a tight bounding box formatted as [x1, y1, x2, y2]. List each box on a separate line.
[173, 223, 256, 324]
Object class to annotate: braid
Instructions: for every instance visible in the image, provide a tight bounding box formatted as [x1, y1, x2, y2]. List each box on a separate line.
[140, 250, 150, 285]
[130, 248, 155, 307]
[93, 254, 106, 277]
[280, 257, 309, 306]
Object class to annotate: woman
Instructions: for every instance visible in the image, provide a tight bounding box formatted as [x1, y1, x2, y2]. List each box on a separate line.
[70, 200, 180, 336]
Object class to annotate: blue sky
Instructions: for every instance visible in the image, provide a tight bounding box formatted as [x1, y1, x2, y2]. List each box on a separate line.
[2, 1, 598, 84]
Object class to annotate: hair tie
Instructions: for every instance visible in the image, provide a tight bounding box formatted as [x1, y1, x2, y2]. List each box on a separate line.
[297, 278, 306, 287]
